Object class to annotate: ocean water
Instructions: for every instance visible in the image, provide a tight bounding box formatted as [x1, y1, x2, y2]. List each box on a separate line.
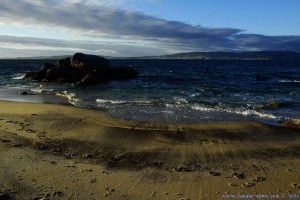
[0, 59, 300, 125]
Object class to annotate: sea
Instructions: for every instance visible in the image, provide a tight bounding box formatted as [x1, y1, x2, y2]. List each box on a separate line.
[0, 59, 300, 125]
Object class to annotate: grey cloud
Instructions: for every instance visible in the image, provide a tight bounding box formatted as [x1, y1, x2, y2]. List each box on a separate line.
[0, 0, 240, 40]
[0, 35, 177, 57]
[0, 35, 109, 51]
[0, 0, 299, 55]
[233, 34, 300, 52]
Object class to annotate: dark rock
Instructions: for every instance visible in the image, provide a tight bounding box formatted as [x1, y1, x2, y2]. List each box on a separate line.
[24, 71, 45, 81]
[41, 63, 56, 71]
[45, 67, 81, 82]
[70, 53, 111, 72]
[0, 193, 13, 200]
[23, 53, 138, 85]
[18, 91, 35, 95]
[23, 72, 36, 80]
[80, 73, 104, 84]
[57, 57, 71, 68]
[109, 66, 138, 80]
[57, 78, 78, 83]
[18, 91, 29, 95]
[24, 63, 55, 81]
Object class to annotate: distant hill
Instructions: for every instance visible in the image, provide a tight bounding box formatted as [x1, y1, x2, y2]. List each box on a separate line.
[8, 51, 300, 60]
[15, 55, 72, 60]
[152, 51, 300, 60]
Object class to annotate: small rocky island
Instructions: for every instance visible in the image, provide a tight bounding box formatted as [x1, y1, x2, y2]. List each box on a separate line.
[24, 53, 138, 86]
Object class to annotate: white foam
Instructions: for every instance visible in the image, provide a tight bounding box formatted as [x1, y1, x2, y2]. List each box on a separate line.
[174, 97, 188, 105]
[56, 91, 76, 101]
[190, 93, 200, 97]
[191, 104, 278, 119]
[31, 87, 54, 93]
[12, 74, 25, 80]
[234, 109, 277, 119]
[279, 80, 300, 83]
[96, 98, 126, 104]
[191, 105, 217, 112]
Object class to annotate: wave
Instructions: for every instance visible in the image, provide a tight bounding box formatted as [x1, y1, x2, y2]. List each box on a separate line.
[55, 91, 94, 108]
[233, 109, 277, 119]
[96, 98, 127, 104]
[174, 97, 188, 105]
[191, 104, 277, 119]
[56, 91, 76, 101]
[12, 74, 25, 80]
[278, 80, 300, 83]
[31, 86, 54, 94]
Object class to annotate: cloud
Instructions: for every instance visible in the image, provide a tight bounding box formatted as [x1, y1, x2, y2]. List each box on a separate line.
[0, 35, 180, 57]
[0, 0, 240, 40]
[232, 34, 300, 52]
[0, 0, 299, 57]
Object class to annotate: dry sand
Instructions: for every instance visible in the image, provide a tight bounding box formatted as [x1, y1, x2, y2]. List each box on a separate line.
[0, 100, 299, 199]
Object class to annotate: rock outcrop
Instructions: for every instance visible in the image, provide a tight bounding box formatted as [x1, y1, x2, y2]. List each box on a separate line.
[24, 53, 138, 85]
[70, 53, 111, 72]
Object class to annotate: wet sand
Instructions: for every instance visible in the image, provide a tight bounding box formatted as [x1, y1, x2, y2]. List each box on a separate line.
[0, 100, 299, 199]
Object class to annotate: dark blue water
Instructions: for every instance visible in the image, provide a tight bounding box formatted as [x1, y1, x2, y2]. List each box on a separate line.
[1, 59, 300, 124]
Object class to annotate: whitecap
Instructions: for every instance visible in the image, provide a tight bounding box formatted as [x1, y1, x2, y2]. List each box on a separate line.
[231, 109, 277, 119]
[191, 105, 216, 112]
[190, 93, 200, 97]
[278, 80, 300, 83]
[31, 87, 54, 93]
[191, 104, 278, 120]
[96, 98, 127, 104]
[12, 74, 25, 80]
[56, 91, 76, 101]
[174, 97, 188, 105]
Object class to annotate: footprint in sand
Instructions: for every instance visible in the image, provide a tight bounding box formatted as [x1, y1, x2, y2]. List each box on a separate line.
[104, 187, 115, 197]
[242, 182, 255, 187]
[291, 183, 299, 188]
[1, 139, 11, 143]
[231, 172, 245, 179]
[173, 167, 193, 172]
[252, 176, 266, 182]
[208, 171, 220, 176]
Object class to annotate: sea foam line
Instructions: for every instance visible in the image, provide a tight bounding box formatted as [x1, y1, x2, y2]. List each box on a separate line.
[191, 104, 277, 119]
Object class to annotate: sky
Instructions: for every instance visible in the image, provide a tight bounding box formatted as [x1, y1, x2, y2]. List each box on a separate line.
[0, 0, 299, 58]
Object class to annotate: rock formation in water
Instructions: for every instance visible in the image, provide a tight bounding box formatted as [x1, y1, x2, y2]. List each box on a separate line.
[24, 53, 138, 86]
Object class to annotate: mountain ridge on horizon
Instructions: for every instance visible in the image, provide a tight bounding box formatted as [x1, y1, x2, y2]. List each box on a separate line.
[2, 50, 300, 60]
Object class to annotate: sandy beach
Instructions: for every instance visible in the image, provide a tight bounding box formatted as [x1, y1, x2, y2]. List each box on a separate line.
[0, 100, 299, 199]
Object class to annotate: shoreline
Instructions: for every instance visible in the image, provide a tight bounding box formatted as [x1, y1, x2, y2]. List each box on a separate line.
[0, 87, 290, 126]
[0, 100, 300, 199]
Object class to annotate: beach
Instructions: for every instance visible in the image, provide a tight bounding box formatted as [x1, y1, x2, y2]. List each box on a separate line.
[0, 100, 299, 199]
